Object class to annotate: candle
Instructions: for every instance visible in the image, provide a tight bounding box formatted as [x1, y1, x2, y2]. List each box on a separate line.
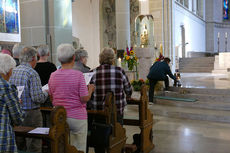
[160, 44, 163, 54]
[218, 32, 220, 38]
[226, 32, 228, 38]
[117, 58, 121, 67]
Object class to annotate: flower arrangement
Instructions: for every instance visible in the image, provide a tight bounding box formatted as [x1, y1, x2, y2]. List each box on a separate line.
[123, 47, 138, 71]
[131, 78, 148, 91]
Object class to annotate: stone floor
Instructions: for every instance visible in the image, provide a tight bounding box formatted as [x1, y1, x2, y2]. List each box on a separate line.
[89, 73, 230, 153]
[180, 73, 230, 89]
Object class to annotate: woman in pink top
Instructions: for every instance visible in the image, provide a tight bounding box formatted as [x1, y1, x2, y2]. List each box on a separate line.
[48, 44, 94, 152]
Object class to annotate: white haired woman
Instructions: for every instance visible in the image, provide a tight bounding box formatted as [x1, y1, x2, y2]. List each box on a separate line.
[87, 48, 132, 153]
[73, 49, 90, 73]
[0, 53, 24, 153]
[34, 45, 57, 86]
[48, 44, 95, 152]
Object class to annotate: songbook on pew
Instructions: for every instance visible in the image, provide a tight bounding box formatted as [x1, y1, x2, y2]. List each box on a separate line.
[28, 127, 50, 135]
[83, 72, 95, 85]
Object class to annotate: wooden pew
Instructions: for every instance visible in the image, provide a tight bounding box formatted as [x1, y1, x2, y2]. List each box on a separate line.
[124, 85, 155, 153]
[87, 92, 127, 153]
[14, 106, 84, 153]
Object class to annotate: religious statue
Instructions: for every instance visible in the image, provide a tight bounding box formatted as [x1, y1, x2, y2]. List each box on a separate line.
[140, 24, 148, 47]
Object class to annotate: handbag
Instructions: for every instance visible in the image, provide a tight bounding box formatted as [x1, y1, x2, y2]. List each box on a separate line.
[89, 122, 112, 147]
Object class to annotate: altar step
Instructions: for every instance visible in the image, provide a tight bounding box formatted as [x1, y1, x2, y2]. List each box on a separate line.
[179, 57, 215, 73]
[151, 87, 230, 123]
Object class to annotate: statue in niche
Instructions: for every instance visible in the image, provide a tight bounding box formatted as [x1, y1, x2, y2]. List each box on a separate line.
[140, 24, 149, 47]
[103, 0, 116, 48]
[130, 0, 139, 46]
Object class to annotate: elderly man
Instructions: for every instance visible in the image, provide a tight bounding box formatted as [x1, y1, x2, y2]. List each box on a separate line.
[88, 48, 132, 153]
[12, 43, 24, 66]
[9, 47, 48, 153]
[73, 48, 90, 73]
[0, 53, 24, 153]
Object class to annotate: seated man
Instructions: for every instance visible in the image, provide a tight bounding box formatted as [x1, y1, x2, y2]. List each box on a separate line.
[0, 53, 24, 153]
[147, 57, 177, 103]
[9, 47, 48, 153]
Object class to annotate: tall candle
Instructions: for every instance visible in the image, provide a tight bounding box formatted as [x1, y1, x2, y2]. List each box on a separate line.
[117, 58, 121, 67]
[218, 32, 220, 38]
[226, 32, 228, 38]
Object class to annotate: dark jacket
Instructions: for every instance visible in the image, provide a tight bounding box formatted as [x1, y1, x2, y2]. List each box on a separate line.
[147, 61, 176, 80]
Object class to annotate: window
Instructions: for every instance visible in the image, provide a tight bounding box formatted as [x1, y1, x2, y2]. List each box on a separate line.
[197, 0, 203, 18]
[223, 0, 229, 20]
[184, 0, 189, 8]
[176, 0, 189, 9]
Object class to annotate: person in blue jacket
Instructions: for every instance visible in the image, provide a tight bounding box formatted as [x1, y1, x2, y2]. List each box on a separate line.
[147, 57, 177, 103]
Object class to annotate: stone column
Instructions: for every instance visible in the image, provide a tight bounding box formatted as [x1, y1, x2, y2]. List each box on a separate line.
[135, 47, 154, 80]
[115, 0, 130, 49]
[20, 0, 73, 65]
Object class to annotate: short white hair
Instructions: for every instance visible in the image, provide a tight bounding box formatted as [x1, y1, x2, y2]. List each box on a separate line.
[57, 44, 75, 64]
[75, 49, 88, 61]
[12, 43, 24, 58]
[0, 53, 16, 75]
[19, 47, 37, 63]
[37, 45, 49, 57]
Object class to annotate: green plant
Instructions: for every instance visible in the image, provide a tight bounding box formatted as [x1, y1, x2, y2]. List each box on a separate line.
[131, 78, 145, 91]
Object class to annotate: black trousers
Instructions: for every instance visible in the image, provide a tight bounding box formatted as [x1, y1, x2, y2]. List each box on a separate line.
[149, 76, 169, 102]
[87, 113, 124, 153]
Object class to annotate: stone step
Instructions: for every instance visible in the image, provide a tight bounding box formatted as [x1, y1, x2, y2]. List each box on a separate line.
[163, 91, 230, 103]
[149, 104, 230, 123]
[168, 87, 230, 95]
[179, 69, 213, 73]
[155, 98, 230, 111]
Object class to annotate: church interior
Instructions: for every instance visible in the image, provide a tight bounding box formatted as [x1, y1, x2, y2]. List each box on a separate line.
[1, 0, 230, 153]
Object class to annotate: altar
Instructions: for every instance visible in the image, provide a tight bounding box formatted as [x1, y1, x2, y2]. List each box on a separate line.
[212, 52, 230, 74]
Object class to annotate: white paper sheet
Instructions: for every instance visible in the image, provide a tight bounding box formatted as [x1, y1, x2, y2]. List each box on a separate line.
[83, 72, 95, 85]
[28, 127, 50, 135]
[42, 84, 49, 92]
[17, 86, 24, 98]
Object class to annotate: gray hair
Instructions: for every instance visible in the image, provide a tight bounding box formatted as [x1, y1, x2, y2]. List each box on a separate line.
[0, 53, 16, 75]
[12, 43, 24, 58]
[99, 48, 115, 65]
[19, 47, 37, 63]
[37, 45, 49, 57]
[57, 44, 75, 64]
[75, 49, 88, 61]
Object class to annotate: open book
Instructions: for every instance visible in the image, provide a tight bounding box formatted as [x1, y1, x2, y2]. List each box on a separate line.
[28, 127, 50, 135]
[83, 72, 95, 85]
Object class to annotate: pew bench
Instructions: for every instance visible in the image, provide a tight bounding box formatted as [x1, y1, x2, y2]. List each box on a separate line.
[123, 85, 155, 153]
[14, 106, 83, 153]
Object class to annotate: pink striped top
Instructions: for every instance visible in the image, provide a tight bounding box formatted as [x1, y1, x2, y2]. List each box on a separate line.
[48, 69, 88, 120]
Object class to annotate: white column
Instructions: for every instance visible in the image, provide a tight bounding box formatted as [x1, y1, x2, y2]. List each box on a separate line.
[116, 0, 130, 49]
[139, 0, 149, 15]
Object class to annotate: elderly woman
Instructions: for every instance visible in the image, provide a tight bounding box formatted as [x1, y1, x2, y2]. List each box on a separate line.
[34, 45, 57, 86]
[88, 48, 132, 153]
[0, 53, 24, 153]
[12, 43, 25, 66]
[73, 49, 90, 73]
[48, 44, 95, 153]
